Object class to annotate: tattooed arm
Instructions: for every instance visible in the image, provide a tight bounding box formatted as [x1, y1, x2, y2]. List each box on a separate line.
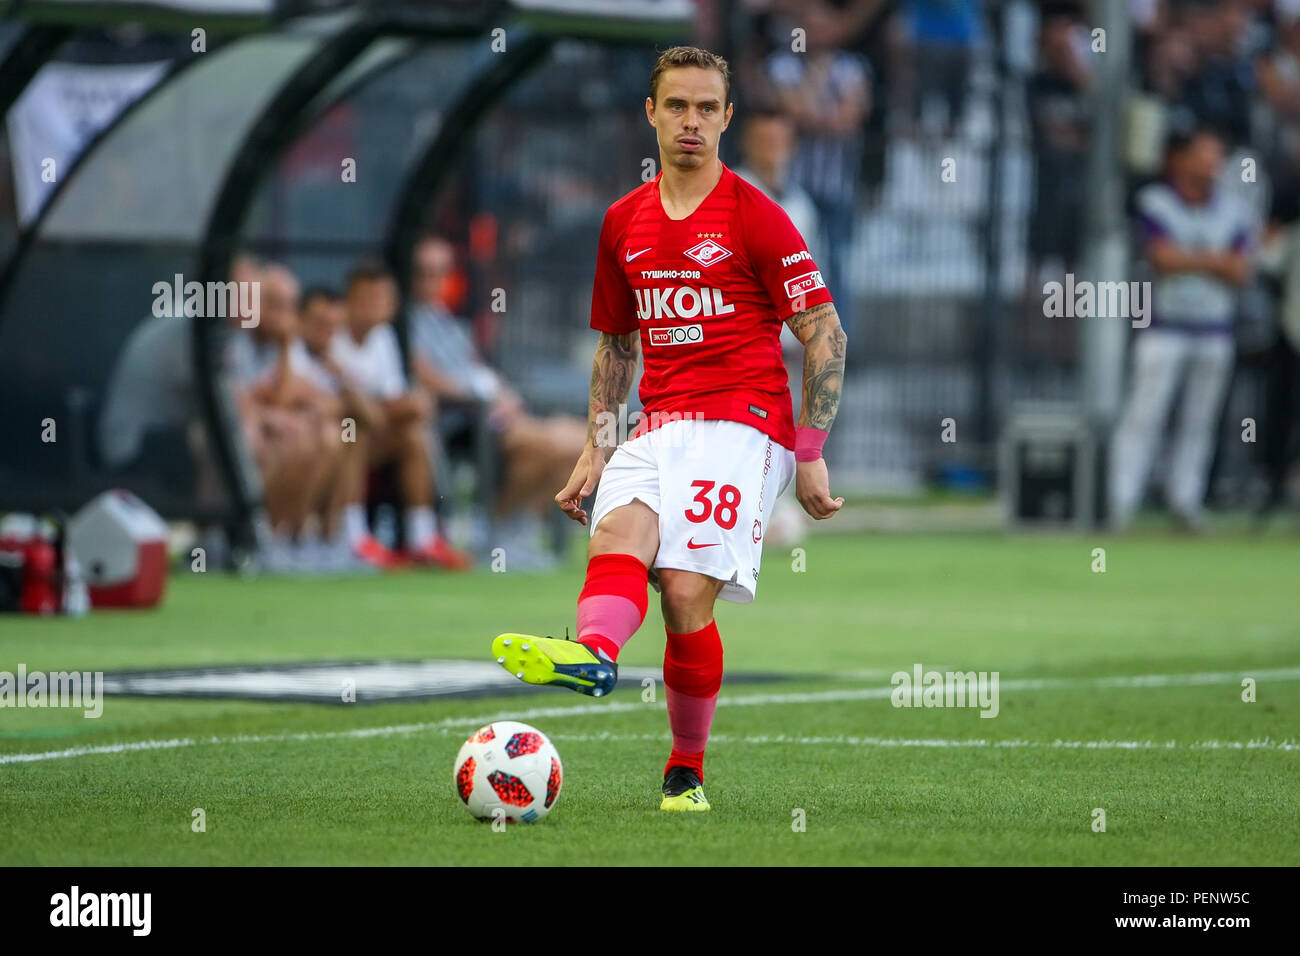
[585, 331, 640, 450]
[786, 301, 847, 519]
[787, 301, 846, 430]
[556, 330, 641, 524]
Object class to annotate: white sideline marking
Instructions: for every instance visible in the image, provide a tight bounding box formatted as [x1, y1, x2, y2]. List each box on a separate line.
[2, 666, 1298, 765]
[544, 731, 1300, 752]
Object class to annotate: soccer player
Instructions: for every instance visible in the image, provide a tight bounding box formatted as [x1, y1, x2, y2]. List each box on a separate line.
[492, 47, 847, 811]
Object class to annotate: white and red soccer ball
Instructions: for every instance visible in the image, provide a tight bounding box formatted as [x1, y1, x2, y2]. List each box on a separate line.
[454, 720, 562, 823]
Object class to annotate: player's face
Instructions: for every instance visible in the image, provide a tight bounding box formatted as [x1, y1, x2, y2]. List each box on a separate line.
[646, 67, 732, 170]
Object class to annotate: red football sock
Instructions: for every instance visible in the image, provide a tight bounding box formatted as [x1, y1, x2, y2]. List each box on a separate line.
[663, 620, 723, 782]
[575, 553, 648, 663]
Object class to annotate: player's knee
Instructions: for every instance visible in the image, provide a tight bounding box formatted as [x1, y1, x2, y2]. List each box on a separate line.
[588, 503, 658, 566]
[659, 571, 721, 630]
[588, 526, 655, 569]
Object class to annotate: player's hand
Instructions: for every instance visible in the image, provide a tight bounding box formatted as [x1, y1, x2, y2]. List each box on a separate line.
[795, 458, 844, 520]
[555, 443, 606, 525]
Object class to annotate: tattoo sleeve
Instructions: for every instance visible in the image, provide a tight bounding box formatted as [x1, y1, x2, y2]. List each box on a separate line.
[587, 330, 640, 448]
[786, 301, 847, 432]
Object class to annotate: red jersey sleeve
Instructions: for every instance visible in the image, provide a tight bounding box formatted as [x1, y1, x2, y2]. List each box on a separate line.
[589, 207, 639, 334]
[741, 189, 834, 321]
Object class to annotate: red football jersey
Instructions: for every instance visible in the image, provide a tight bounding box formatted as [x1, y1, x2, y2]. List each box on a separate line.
[589, 162, 833, 449]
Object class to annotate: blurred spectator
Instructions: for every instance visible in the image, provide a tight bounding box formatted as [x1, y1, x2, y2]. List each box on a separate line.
[1145, 19, 1198, 100]
[766, 0, 870, 315]
[1110, 126, 1255, 531]
[888, 0, 983, 139]
[734, 108, 823, 363]
[295, 286, 391, 556]
[1177, 0, 1255, 147]
[1256, 0, 1300, 195]
[1027, 7, 1091, 276]
[297, 287, 375, 425]
[819, 0, 891, 50]
[734, 109, 823, 260]
[333, 260, 472, 570]
[408, 237, 587, 565]
[1254, 180, 1300, 519]
[226, 262, 348, 567]
[1248, 3, 1300, 519]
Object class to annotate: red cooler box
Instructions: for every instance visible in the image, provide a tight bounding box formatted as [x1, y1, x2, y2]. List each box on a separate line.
[68, 490, 168, 608]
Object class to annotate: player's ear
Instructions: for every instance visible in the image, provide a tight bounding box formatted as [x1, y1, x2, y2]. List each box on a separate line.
[722, 102, 733, 132]
[645, 96, 656, 127]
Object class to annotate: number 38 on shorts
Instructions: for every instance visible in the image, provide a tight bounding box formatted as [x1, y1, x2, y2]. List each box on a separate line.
[588, 419, 795, 604]
[685, 480, 742, 530]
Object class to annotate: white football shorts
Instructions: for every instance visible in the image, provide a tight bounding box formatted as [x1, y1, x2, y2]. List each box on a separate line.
[589, 418, 795, 603]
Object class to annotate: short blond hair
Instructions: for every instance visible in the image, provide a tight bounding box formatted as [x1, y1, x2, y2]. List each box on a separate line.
[649, 46, 731, 106]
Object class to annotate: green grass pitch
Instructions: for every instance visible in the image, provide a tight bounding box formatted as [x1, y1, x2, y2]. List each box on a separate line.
[1, 530, 1296, 866]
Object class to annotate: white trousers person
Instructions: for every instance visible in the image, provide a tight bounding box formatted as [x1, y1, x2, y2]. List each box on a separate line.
[1109, 327, 1235, 526]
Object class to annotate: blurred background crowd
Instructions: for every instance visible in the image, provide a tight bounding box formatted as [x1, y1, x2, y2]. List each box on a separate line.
[1, 0, 1298, 578]
[432, 0, 1300, 529]
[204, 245, 588, 572]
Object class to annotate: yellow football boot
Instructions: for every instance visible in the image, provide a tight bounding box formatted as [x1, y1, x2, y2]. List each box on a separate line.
[492, 633, 618, 697]
[660, 766, 710, 812]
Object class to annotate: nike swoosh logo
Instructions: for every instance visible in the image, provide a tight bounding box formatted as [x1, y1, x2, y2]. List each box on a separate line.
[686, 539, 720, 550]
[625, 247, 652, 262]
